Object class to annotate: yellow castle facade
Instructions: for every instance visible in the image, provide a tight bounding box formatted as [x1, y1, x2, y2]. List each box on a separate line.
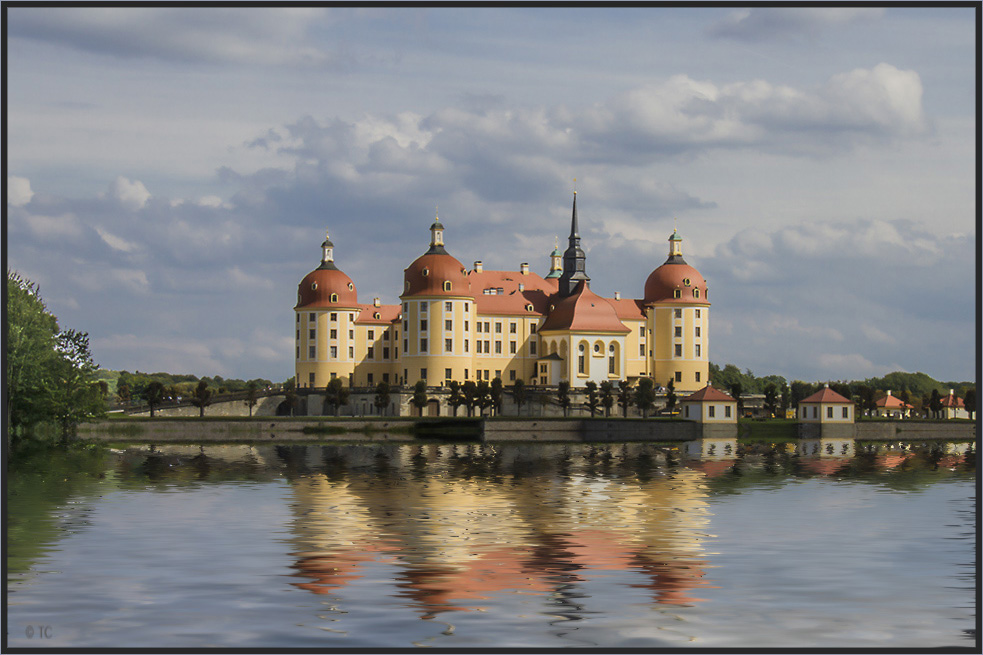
[295, 194, 710, 392]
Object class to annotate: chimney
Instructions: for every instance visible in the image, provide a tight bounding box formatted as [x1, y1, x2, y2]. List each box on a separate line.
[614, 291, 621, 300]
[887, 390, 892, 396]
[518, 283, 525, 292]
[373, 297, 381, 307]
[474, 261, 483, 273]
[520, 262, 529, 275]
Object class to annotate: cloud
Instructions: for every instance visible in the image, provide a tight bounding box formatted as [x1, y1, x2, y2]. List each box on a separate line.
[18, 212, 83, 239]
[815, 353, 894, 379]
[7, 7, 337, 67]
[94, 226, 139, 253]
[7, 176, 34, 206]
[710, 8, 885, 41]
[107, 176, 151, 210]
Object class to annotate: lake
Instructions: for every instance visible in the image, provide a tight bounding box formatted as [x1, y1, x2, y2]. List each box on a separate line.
[5, 438, 976, 650]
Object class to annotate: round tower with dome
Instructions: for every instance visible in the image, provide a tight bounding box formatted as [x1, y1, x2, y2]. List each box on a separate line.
[642, 228, 710, 391]
[399, 213, 475, 387]
[295, 230, 361, 388]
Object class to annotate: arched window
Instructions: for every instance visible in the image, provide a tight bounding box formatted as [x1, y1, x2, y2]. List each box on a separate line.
[330, 293, 338, 303]
[683, 278, 691, 286]
[374, 312, 381, 319]
[578, 343, 587, 375]
[311, 282, 318, 290]
[422, 268, 430, 277]
[694, 288, 700, 298]
[443, 281, 452, 291]
[608, 342, 619, 376]
[673, 289, 681, 299]
[526, 304, 534, 312]
[348, 282, 354, 291]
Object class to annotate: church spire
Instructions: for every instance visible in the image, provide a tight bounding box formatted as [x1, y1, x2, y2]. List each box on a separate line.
[318, 229, 338, 270]
[558, 190, 590, 297]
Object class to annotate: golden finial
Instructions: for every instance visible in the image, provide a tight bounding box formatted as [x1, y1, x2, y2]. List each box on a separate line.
[554, 235, 559, 249]
[325, 228, 330, 239]
[435, 204, 438, 220]
[573, 177, 577, 194]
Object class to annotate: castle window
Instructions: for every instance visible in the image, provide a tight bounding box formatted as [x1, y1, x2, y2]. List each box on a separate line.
[695, 327, 701, 337]
[476, 322, 482, 333]
[842, 407, 849, 418]
[464, 340, 469, 353]
[709, 406, 716, 418]
[529, 341, 536, 355]
[420, 320, 427, 331]
[329, 313, 337, 321]
[368, 330, 375, 340]
[465, 320, 469, 331]
[311, 313, 317, 322]
[639, 326, 645, 337]
[674, 326, 682, 338]
[674, 309, 682, 319]
[297, 314, 300, 323]
[695, 344, 701, 357]
[526, 304, 534, 312]
[827, 407, 834, 419]
[696, 310, 701, 318]
[495, 370, 501, 379]
[510, 370, 516, 381]
[311, 282, 318, 290]
[725, 405, 732, 418]
[445, 338, 453, 352]
[673, 289, 681, 299]
[403, 302, 409, 312]
[367, 346, 374, 359]
[367, 373, 374, 386]
[445, 301, 453, 312]
[484, 340, 490, 352]
[349, 329, 354, 339]
[510, 322, 517, 334]
[696, 371, 701, 382]
[593, 343, 601, 353]
[330, 329, 337, 339]
[374, 312, 381, 319]
[310, 328, 316, 339]
[348, 346, 354, 358]
[464, 303, 469, 312]
[330, 346, 337, 358]
[347, 282, 353, 291]
[420, 368, 427, 381]
[383, 347, 390, 359]
[309, 346, 316, 358]
[674, 344, 682, 357]
[640, 344, 645, 357]
[443, 281, 452, 291]
[495, 341, 502, 354]
[420, 303, 427, 313]
[484, 322, 490, 332]
[445, 319, 452, 331]
[405, 281, 410, 291]
[694, 289, 700, 298]
[510, 341, 517, 354]
[420, 338, 428, 352]
[330, 293, 338, 303]
[310, 373, 317, 386]
[675, 371, 682, 382]
[445, 368, 452, 381]
[296, 346, 299, 358]
[530, 323, 537, 333]
[683, 278, 691, 286]
[422, 268, 430, 277]
[495, 322, 502, 334]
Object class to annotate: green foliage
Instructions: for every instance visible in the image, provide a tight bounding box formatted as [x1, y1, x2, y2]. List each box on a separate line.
[323, 377, 350, 416]
[462, 381, 478, 417]
[245, 381, 259, 417]
[557, 380, 571, 417]
[599, 381, 615, 417]
[617, 380, 631, 417]
[143, 381, 165, 417]
[665, 377, 677, 412]
[510, 379, 527, 415]
[583, 381, 599, 417]
[6, 271, 106, 438]
[374, 381, 391, 415]
[763, 383, 778, 417]
[634, 378, 655, 417]
[411, 380, 429, 411]
[490, 378, 504, 415]
[189, 380, 213, 417]
[964, 389, 976, 420]
[447, 380, 463, 416]
[475, 380, 492, 416]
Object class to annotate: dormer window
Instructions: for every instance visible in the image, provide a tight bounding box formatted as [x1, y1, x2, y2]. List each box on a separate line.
[443, 281, 452, 291]
[683, 278, 691, 286]
[330, 293, 338, 303]
[526, 304, 534, 312]
[347, 282, 354, 291]
[694, 288, 700, 298]
[311, 282, 318, 290]
[422, 268, 430, 277]
[374, 312, 381, 319]
[405, 281, 410, 291]
[673, 289, 681, 299]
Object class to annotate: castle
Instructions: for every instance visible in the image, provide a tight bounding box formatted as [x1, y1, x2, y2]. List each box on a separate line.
[295, 193, 710, 395]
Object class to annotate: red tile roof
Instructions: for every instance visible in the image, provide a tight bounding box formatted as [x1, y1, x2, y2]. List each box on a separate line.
[538, 282, 631, 333]
[800, 386, 852, 404]
[682, 384, 735, 402]
[355, 303, 401, 325]
[606, 297, 647, 321]
[940, 393, 965, 408]
[874, 393, 914, 409]
[468, 269, 555, 316]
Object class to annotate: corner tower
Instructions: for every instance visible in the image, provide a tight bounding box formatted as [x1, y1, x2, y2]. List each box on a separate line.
[557, 192, 590, 297]
[642, 229, 710, 393]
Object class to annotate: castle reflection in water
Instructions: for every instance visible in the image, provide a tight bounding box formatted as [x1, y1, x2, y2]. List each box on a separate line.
[120, 438, 974, 621]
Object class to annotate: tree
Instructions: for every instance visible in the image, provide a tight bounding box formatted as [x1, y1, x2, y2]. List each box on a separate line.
[779, 383, 790, 417]
[117, 382, 132, 404]
[374, 381, 391, 416]
[929, 389, 942, 419]
[323, 377, 350, 416]
[583, 381, 599, 417]
[599, 381, 615, 417]
[144, 381, 165, 418]
[476, 380, 492, 416]
[790, 381, 815, 409]
[490, 378, 504, 416]
[634, 378, 656, 418]
[6, 271, 106, 438]
[411, 380, 429, 415]
[283, 378, 298, 417]
[729, 381, 743, 417]
[557, 381, 571, 417]
[462, 381, 478, 417]
[763, 383, 778, 418]
[617, 380, 632, 418]
[665, 378, 677, 414]
[447, 381, 463, 417]
[510, 379, 527, 416]
[189, 380, 213, 417]
[963, 389, 976, 420]
[245, 380, 259, 417]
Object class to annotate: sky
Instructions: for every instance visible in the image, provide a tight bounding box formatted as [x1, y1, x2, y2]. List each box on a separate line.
[5, 6, 978, 384]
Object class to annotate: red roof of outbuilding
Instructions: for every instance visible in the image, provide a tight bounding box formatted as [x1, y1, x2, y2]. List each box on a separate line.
[800, 387, 852, 404]
[539, 282, 630, 333]
[683, 385, 735, 403]
[940, 393, 965, 408]
[874, 394, 914, 409]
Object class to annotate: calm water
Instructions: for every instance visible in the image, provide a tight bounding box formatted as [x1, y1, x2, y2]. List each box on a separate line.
[5, 438, 977, 650]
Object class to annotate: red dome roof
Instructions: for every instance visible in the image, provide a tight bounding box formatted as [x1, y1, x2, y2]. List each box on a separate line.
[643, 261, 708, 305]
[296, 266, 358, 308]
[402, 252, 473, 298]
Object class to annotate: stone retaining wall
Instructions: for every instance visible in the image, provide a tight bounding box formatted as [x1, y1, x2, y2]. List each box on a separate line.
[77, 418, 415, 442]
